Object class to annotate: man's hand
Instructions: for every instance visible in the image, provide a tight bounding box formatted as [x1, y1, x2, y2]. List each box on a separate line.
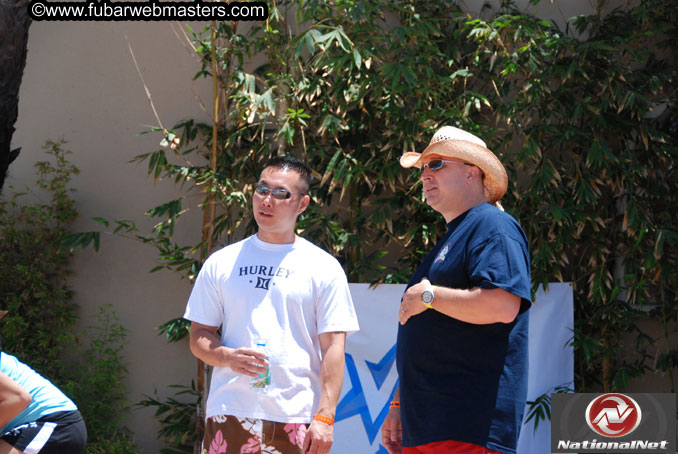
[302, 419, 333, 454]
[224, 347, 268, 377]
[399, 278, 431, 325]
[381, 406, 403, 454]
[189, 322, 268, 375]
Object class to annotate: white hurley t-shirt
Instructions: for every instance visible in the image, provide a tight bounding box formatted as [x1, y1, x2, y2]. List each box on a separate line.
[184, 234, 359, 423]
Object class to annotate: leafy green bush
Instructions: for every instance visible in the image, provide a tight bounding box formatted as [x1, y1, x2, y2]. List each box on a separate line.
[84, 434, 138, 454]
[0, 140, 137, 452]
[62, 304, 136, 451]
[0, 139, 79, 381]
[137, 383, 201, 454]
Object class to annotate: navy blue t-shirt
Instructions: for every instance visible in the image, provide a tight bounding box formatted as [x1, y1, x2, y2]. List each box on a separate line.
[396, 202, 531, 454]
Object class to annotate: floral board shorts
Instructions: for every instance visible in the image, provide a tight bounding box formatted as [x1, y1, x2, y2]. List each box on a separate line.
[203, 414, 309, 454]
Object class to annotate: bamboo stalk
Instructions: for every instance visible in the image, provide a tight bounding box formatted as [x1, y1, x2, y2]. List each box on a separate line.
[194, 19, 221, 454]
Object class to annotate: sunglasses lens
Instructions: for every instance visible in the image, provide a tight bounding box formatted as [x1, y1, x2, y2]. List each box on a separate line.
[429, 160, 443, 170]
[256, 184, 291, 200]
[274, 190, 291, 200]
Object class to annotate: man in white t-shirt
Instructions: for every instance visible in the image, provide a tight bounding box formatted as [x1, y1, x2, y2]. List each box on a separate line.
[184, 156, 359, 454]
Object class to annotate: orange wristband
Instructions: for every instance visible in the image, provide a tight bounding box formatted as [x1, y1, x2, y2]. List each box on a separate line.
[313, 414, 335, 425]
[390, 401, 400, 408]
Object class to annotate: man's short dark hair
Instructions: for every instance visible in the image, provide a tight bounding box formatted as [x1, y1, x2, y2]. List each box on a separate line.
[262, 156, 312, 193]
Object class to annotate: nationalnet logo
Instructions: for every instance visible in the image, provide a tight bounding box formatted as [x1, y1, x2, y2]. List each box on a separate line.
[552, 393, 675, 453]
[585, 393, 641, 437]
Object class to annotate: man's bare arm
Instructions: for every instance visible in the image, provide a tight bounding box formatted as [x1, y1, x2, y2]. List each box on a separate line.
[189, 321, 267, 377]
[0, 371, 32, 428]
[303, 331, 347, 454]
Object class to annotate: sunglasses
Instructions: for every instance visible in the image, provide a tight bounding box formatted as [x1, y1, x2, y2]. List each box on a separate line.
[254, 183, 305, 200]
[421, 159, 471, 171]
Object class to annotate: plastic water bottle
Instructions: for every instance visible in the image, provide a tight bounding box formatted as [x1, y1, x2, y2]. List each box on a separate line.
[250, 341, 271, 391]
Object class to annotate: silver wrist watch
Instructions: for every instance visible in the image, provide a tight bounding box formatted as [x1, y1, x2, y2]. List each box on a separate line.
[421, 285, 434, 309]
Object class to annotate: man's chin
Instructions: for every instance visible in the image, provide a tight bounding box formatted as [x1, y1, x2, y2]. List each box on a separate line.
[254, 214, 273, 224]
[424, 197, 438, 209]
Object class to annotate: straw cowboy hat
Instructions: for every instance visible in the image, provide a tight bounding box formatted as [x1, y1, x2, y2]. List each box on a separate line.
[400, 126, 508, 204]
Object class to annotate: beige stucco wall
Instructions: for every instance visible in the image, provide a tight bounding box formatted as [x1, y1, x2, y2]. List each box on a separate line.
[9, 1, 637, 452]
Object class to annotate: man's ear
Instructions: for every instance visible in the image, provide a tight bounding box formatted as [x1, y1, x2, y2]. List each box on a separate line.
[297, 194, 311, 214]
[467, 165, 482, 181]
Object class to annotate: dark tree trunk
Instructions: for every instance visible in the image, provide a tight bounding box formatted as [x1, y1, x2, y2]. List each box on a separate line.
[0, 0, 32, 193]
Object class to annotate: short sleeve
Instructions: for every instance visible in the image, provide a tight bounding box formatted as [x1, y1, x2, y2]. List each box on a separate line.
[183, 258, 224, 327]
[315, 260, 360, 335]
[467, 233, 531, 310]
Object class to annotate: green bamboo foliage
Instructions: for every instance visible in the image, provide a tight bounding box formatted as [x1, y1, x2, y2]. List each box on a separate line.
[465, 1, 677, 391]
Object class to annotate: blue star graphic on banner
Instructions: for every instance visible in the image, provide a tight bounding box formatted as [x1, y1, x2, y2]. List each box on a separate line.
[365, 344, 396, 390]
[336, 344, 399, 446]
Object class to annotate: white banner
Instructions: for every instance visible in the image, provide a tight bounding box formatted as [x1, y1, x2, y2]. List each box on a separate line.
[333, 283, 574, 454]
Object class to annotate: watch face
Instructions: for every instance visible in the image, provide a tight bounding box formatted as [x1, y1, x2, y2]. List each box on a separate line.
[422, 290, 434, 304]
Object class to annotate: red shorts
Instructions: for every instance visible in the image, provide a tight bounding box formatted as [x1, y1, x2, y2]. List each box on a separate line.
[404, 440, 503, 454]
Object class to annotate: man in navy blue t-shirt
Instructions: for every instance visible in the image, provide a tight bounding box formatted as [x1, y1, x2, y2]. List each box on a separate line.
[381, 126, 531, 454]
